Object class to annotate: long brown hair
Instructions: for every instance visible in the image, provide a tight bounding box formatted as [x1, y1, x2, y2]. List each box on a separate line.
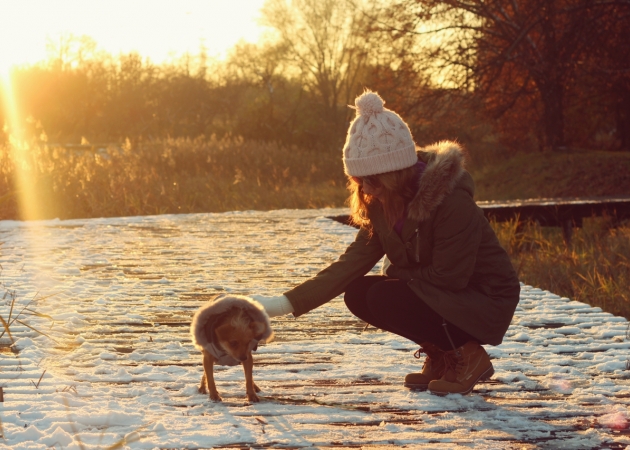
[348, 164, 419, 231]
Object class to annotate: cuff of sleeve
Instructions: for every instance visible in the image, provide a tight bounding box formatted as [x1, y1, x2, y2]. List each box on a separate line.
[277, 295, 295, 315]
[284, 290, 309, 317]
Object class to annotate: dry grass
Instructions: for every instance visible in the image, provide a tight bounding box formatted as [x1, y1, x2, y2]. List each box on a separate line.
[469, 146, 630, 201]
[0, 137, 348, 221]
[0, 273, 57, 351]
[492, 217, 630, 319]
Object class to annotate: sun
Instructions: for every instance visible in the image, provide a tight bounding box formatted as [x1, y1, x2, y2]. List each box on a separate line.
[0, 1, 268, 69]
[0, 3, 52, 73]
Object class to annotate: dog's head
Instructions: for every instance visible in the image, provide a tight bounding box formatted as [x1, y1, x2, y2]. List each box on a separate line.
[211, 307, 268, 362]
[191, 294, 274, 360]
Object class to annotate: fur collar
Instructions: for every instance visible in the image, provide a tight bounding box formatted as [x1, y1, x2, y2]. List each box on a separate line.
[190, 294, 273, 356]
[407, 141, 466, 222]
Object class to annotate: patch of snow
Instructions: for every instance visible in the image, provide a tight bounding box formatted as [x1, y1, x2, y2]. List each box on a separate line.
[0, 208, 629, 449]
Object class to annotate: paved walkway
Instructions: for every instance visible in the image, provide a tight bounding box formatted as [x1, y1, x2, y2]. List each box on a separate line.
[0, 209, 629, 449]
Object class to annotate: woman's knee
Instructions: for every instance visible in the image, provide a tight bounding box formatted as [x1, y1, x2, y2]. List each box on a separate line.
[365, 293, 391, 320]
[343, 277, 366, 310]
[344, 276, 387, 318]
[364, 279, 407, 314]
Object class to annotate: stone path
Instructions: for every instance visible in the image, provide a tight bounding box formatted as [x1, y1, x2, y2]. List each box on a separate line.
[0, 209, 629, 449]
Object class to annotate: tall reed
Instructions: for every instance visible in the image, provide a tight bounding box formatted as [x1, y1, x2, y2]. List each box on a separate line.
[492, 218, 630, 319]
[0, 137, 349, 220]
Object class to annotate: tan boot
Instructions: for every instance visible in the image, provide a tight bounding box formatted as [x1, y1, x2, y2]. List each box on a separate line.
[404, 342, 446, 390]
[428, 341, 494, 396]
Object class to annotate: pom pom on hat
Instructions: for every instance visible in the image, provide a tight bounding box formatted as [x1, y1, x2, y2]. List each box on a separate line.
[343, 90, 417, 177]
[355, 91, 384, 117]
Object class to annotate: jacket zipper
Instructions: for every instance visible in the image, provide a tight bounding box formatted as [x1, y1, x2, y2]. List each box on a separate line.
[414, 227, 420, 262]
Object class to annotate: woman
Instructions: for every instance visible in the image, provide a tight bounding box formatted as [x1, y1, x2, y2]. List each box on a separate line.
[254, 90, 520, 396]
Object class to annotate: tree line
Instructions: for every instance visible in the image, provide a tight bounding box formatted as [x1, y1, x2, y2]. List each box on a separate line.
[2, 0, 629, 152]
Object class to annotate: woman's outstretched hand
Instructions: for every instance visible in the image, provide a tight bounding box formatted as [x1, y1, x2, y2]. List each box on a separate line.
[250, 294, 294, 317]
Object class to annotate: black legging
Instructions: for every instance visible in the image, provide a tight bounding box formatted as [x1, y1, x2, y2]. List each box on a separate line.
[343, 276, 479, 351]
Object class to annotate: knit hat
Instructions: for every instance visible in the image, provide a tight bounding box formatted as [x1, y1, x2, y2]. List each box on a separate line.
[342, 91, 417, 177]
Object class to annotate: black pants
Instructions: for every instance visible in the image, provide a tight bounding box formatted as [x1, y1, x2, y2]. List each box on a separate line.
[343, 276, 478, 351]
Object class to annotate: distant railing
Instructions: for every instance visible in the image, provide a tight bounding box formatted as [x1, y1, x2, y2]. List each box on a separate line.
[329, 196, 630, 244]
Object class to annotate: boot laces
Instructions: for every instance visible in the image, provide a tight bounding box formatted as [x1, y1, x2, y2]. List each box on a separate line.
[415, 346, 450, 374]
[414, 346, 441, 362]
[443, 350, 464, 376]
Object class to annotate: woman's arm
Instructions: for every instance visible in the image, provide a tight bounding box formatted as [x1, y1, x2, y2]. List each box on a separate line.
[284, 226, 385, 316]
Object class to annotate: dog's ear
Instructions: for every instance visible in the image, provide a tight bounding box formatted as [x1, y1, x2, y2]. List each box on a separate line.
[250, 321, 266, 340]
[250, 321, 274, 343]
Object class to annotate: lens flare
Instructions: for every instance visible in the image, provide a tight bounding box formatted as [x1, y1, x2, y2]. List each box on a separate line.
[0, 2, 54, 221]
[599, 410, 629, 430]
[1, 68, 48, 221]
[548, 377, 573, 395]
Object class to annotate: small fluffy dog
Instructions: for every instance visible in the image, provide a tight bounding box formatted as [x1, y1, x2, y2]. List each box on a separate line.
[190, 294, 273, 402]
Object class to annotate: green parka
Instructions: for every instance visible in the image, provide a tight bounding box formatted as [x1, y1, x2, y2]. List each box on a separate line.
[284, 141, 520, 345]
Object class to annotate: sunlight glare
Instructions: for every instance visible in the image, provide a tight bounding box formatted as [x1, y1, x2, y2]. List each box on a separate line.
[0, 0, 267, 67]
[0, 7, 48, 221]
[0, 75, 47, 222]
[0, 2, 52, 71]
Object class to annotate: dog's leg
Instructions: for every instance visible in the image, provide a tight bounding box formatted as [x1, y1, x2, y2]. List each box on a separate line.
[198, 370, 207, 395]
[243, 352, 259, 402]
[201, 349, 222, 401]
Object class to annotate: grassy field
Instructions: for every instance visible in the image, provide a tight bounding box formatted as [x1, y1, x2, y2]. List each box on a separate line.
[469, 145, 630, 200]
[0, 137, 348, 220]
[1, 138, 629, 319]
[493, 218, 630, 319]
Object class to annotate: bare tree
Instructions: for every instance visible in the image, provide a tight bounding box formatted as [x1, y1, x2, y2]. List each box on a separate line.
[227, 42, 290, 120]
[261, 0, 378, 138]
[591, 3, 630, 150]
[45, 34, 99, 71]
[380, 0, 630, 150]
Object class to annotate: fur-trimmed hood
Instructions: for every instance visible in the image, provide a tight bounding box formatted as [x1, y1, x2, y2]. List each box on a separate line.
[407, 141, 469, 222]
[190, 294, 273, 365]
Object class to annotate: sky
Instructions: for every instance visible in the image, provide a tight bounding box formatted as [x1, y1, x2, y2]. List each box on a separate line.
[0, 0, 268, 71]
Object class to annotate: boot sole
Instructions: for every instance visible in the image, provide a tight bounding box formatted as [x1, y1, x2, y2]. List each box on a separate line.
[428, 365, 495, 396]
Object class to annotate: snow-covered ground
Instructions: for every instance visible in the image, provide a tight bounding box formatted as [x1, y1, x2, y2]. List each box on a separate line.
[0, 208, 629, 449]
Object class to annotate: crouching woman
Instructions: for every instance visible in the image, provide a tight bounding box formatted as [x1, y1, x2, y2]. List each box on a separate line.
[254, 90, 520, 395]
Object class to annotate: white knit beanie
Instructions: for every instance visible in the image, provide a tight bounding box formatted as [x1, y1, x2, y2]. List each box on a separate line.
[342, 91, 417, 177]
